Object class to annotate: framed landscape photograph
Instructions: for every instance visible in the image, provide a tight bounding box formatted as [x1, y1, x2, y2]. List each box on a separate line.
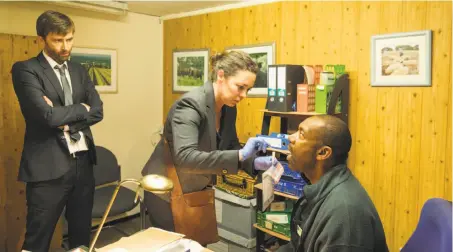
[371, 30, 432, 87]
[226, 42, 275, 97]
[172, 48, 209, 93]
[71, 47, 118, 93]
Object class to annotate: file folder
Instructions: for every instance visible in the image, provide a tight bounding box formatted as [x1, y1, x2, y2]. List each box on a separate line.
[266, 65, 305, 112]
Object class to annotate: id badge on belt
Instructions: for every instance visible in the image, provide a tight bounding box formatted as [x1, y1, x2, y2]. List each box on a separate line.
[297, 225, 303, 237]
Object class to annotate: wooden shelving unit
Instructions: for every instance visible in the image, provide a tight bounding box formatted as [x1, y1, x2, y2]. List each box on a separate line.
[253, 224, 290, 242]
[254, 74, 350, 252]
[255, 183, 299, 200]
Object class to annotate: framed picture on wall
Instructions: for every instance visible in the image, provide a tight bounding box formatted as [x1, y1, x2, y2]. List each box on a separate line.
[172, 48, 210, 93]
[226, 42, 275, 97]
[70, 47, 118, 93]
[371, 30, 432, 87]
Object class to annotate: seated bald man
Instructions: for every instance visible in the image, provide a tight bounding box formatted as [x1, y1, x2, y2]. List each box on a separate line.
[278, 115, 388, 252]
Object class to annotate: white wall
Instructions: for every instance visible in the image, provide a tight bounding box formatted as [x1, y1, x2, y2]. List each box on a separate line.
[0, 2, 163, 197]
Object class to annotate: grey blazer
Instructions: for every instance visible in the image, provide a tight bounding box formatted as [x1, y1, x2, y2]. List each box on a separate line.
[141, 81, 254, 231]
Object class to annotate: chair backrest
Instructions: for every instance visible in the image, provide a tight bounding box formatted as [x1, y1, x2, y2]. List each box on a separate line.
[401, 198, 452, 252]
[93, 146, 121, 186]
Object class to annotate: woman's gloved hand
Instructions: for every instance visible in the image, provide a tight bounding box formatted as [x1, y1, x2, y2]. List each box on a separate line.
[239, 137, 268, 161]
[254, 156, 279, 171]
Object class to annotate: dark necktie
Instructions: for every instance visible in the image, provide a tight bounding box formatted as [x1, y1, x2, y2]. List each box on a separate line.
[54, 65, 81, 142]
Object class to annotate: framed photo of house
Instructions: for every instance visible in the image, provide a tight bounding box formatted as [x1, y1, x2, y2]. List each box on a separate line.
[371, 30, 432, 87]
[226, 42, 275, 97]
[70, 47, 118, 93]
[172, 48, 209, 93]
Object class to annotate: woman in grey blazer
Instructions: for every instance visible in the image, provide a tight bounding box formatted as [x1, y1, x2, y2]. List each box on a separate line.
[142, 50, 276, 233]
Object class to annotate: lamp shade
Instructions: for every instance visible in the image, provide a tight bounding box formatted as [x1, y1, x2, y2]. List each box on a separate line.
[140, 174, 173, 193]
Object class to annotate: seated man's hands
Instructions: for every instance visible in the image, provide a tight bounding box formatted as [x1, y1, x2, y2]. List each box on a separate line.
[239, 137, 268, 161]
[254, 156, 278, 171]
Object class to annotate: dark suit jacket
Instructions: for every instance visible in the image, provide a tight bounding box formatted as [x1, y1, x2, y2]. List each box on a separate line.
[141, 81, 255, 231]
[142, 81, 254, 193]
[11, 52, 103, 182]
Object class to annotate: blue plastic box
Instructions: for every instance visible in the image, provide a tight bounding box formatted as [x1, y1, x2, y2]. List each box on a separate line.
[275, 162, 306, 198]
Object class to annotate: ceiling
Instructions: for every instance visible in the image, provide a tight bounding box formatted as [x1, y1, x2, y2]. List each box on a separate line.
[126, 1, 240, 17]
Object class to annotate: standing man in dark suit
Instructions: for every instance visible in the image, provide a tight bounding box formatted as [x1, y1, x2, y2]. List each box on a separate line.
[11, 10, 103, 252]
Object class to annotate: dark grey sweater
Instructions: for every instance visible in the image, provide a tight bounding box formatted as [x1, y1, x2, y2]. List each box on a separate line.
[285, 164, 388, 252]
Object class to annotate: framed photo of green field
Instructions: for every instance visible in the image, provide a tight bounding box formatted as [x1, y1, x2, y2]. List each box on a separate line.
[70, 47, 118, 93]
[172, 48, 209, 93]
[371, 30, 432, 86]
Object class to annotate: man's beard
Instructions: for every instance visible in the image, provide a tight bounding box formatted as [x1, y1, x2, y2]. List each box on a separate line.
[45, 45, 70, 64]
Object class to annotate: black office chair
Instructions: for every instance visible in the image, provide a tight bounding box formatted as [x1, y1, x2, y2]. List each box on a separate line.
[61, 146, 145, 249]
[91, 146, 145, 235]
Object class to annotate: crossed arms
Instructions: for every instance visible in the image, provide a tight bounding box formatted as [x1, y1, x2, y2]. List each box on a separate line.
[11, 62, 103, 132]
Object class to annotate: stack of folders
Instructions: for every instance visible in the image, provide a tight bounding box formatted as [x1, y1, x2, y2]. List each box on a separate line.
[266, 65, 305, 112]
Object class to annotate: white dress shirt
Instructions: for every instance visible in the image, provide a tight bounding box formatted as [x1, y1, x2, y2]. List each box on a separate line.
[43, 51, 89, 154]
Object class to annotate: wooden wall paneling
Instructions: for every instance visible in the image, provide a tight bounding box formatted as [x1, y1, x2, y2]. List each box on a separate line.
[200, 13, 210, 50]
[226, 8, 245, 47]
[446, 82, 452, 200]
[294, 2, 312, 64]
[258, 2, 282, 137]
[226, 8, 248, 141]
[306, 2, 323, 64]
[0, 33, 12, 252]
[237, 3, 282, 142]
[186, 15, 203, 49]
[163, 19, 182, 119]
[7, 34, 29, 252]
[162, 3, 452, 251]
[308, 2, 334, 64]
[374, 2, 404, 248]
[206, 11, 223, 52]
[339, 1, 359, 172]
[392, 1, 426, 249]
[280, 2, 298, 65]
[445, 2, 452, 200]
[162, 22, 170, 124]
[322, 2, 343, 64]
[418, 1, 452, 209]
[260, 3, 281, 137]
[163, 19, 175, 120]
[353, 2, 381, 202]
[0, 34, 62, 251]
[243, 5, 261, 46]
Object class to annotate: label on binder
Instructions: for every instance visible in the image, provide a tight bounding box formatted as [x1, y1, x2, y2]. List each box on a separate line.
[277, 66, 286, 97]
[269, 89, 276, 96]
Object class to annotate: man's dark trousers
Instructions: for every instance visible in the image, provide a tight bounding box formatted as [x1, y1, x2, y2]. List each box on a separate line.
[22, 151, 94, 251]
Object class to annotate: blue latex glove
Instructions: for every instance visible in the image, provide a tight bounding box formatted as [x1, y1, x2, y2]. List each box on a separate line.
[254, 156, 279, 171]
[240, 137, 268, 161]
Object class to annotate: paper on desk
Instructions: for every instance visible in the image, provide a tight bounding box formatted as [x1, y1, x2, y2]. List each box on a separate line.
[97, 227, 184, 252]
[262, 159, 284, 211]
[156, 238, 205, 252]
